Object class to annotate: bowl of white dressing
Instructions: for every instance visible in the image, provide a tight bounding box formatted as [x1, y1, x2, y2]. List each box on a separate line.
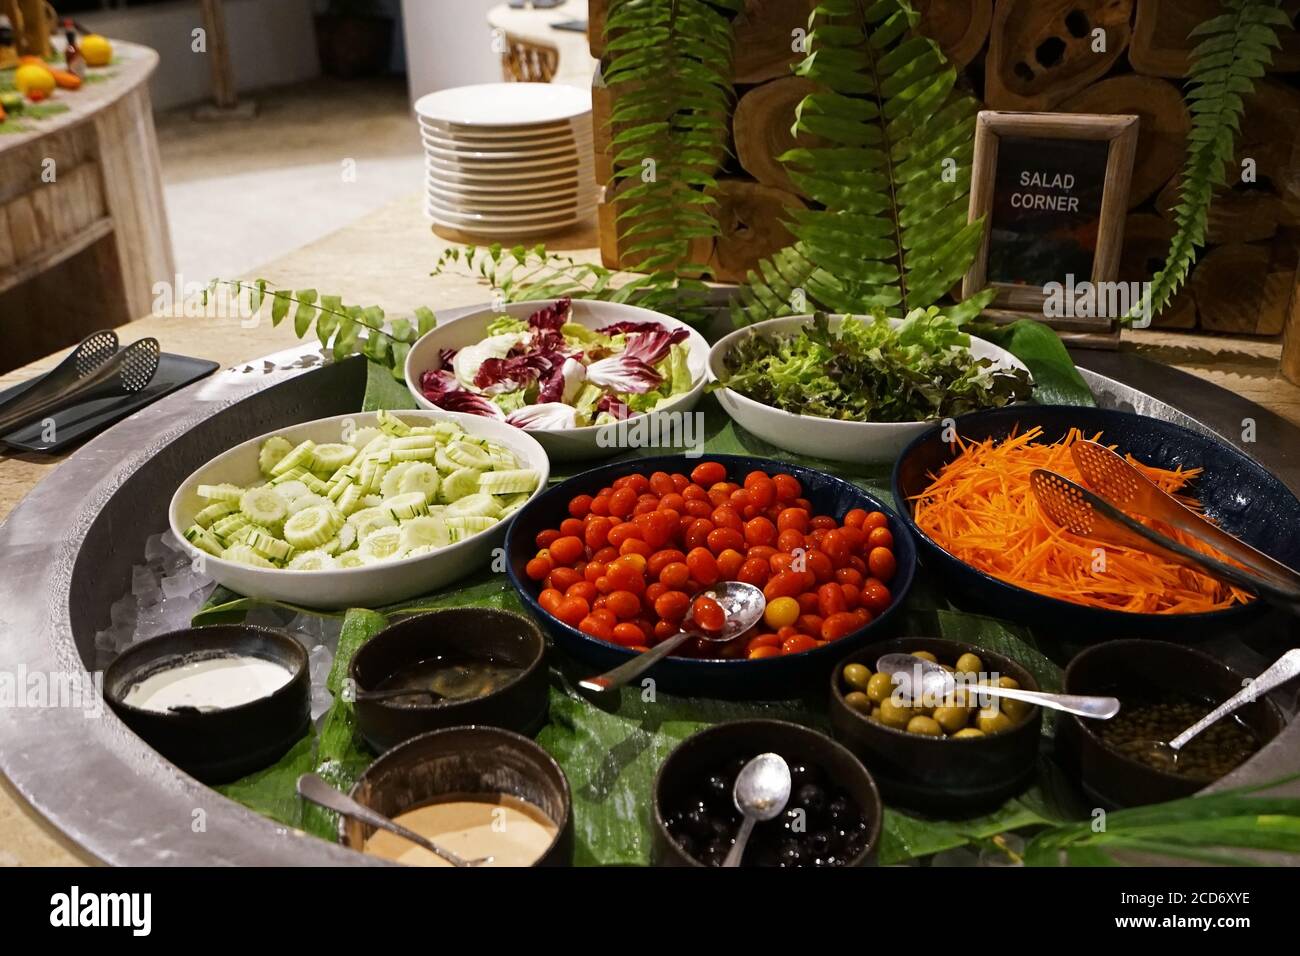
[103, 625, 310, 784]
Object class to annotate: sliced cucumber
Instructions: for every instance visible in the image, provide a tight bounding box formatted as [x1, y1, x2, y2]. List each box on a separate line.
[478, 468, 539, 496]
[274, 479, 311, 502]
[447, 440, 491, 470]
[399, 516, 449, 551]
[438, 467, 481, 504]
[335, 551, 366, 568]
[196, 483, 244, 504]
[282, 504, 344, 549]
[239, 487, 289, 527]
[270, 439, 316, 477]
[348, 506, 397, 541]
[379, 461, 414, 498]
[446, 492, 502, 519]
[287, 550, 337, 571]
[221, 544, 276, 568]
[211, 513, 251, 539]
[311, 443, 356, 473]
[246, 528, 293, 562]
[384, 492, 429, 520]
[183, 524, 224, 556]
[399, 462, 441, 502]
[195, 501, 237, 528]
[287, 493, 329, 514]
[347, 426, 384, 449]
[359, 525, 404, 561]
[258, 436, 294, 477]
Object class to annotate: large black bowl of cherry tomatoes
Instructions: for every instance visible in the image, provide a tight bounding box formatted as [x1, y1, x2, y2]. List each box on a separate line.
[505, 454, 916, 697]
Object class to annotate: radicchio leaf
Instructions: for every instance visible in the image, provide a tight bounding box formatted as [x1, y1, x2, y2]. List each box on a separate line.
[595, 320, 668, 336]
[475, 352, 552, 394]
[419, 369, 502, 419]
[506, 402, 577, 430]
[526, 297, 572, 332]
[622, 327, 689, 366]
[584, 354, 662, 394]
[539, 356, 586, 404]
[597, 393, 631, 420]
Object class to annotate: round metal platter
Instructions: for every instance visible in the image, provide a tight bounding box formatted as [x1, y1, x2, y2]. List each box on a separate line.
[1, 313, 1297, 865]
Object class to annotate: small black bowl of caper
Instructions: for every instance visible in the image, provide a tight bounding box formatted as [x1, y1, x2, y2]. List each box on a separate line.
[829, 636, 1043, 815]
[1058, 639, 1284, 809]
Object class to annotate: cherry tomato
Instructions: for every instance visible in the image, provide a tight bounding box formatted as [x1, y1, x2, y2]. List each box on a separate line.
[579, 614, 614, 640]
[863, 510, 889, 531]
[706, 527, 745, 555]
[548, 535, 584, 566]
[776, 507, 809, 533]
[781, 633, 819, 655]
[555, 596, 589, 626]
[860, 579, 892, 613]
[716, 548, 745, 580]
[821, 611, 860, 641]
[584, 517, 612, 550]
[538, 588, 564, 615]
[817, 582, 847, 617]
[763, 570, 805, 601]
[654, 590, 691, 621]
[843, 508, 869, 529]
[535, 528, 561, 549]
[867, 526, 894, 550]
[868, 546, 897, 582]
[658, 561, 691, 589]
[690, 461, 726, 486]
[764, 595, 800, 629]
[772, 474, 801, 502]
[691, 595, 726, 633]
[748, 645, 780, 660]
[737, 556, 770, 587]
[743, 516, 776, 547]
[568, 494, 593, 518]
[686, 547, 719, 586]
[684, 518, 714, 550]
[610, 622, 645, 647]
[525, 555, 552, 581]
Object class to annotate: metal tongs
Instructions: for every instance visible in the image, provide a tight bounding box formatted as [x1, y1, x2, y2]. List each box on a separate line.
[1028, 440, 1300, 612]
[0, 333, 161, 437]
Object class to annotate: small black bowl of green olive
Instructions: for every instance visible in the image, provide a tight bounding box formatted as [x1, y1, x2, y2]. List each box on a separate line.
[829, 637, 1043, 815]
[1059, 639, 1284, 808]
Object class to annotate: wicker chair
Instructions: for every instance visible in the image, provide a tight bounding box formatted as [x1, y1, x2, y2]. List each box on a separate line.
[500, 32, 559, 83]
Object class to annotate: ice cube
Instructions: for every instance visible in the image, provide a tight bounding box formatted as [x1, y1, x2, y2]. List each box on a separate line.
[161, 569, 199, 600]
[131, 564, 157, 594]
[110, 595, 137, 628]
[144, 533, 170, 562]
[245, 605, 289, 629]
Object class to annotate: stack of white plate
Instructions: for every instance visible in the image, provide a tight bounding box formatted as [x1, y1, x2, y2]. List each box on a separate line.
[414, 83, 597, 237]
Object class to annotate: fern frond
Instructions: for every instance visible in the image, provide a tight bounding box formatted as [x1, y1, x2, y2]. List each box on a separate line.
[733, 0, 990, 326]
[603, 0, 741, 275]
[1130, 0, 1293, 323]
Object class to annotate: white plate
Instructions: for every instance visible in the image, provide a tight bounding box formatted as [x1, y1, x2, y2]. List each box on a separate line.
[168, 411, 549, 609]
[406, 300, 710, 462]
[426, 173, 592, 195]
[426, 190, 591, 217]
[422, 139, 585, 163]
[424, 151, 587, 174]
[426, 197, 597, 224]
[428, 181, 584, 209]
[420, 127, 592, 151]
[708, 315, 1032, 465]
[414, 83, 591, 126]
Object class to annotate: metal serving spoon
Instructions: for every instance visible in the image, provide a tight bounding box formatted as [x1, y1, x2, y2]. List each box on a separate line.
[724, 753, 791, 868]
[876, 653, 1121, 719]
[1138, 648, 1300, 770]
[296, 772, 491, 867]
[351, 686, 446, 704]
[578, 581, 766, 694]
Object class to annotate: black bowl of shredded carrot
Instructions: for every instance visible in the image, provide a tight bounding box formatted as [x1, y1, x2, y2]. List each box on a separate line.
[890, 406, 1300, 637]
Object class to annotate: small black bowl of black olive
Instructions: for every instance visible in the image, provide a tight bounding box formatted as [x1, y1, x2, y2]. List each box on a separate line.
[652, 719, 882, 867]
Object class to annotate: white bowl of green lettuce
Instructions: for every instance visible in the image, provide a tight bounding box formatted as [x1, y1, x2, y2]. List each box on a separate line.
[708, 311, 1033, 465]
[405, 299, 709, 462]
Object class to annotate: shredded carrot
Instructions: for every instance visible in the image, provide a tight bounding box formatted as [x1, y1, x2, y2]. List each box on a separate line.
[911, 427, 1253, 614]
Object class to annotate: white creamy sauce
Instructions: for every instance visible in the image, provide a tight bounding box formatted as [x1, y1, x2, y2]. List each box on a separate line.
[123, 655, 292, 713]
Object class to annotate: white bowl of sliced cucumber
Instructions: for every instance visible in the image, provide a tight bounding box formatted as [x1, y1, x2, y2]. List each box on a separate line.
[168, 409, 549, 610]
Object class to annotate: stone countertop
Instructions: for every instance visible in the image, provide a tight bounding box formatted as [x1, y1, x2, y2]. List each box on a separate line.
[0, 191, 1297, 864]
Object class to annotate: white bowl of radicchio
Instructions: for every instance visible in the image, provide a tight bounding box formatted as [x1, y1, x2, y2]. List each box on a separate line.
[403, 298, 711, 461]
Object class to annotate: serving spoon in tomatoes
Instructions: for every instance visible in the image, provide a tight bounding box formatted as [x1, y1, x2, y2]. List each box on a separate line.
[578, 581, 766, 693]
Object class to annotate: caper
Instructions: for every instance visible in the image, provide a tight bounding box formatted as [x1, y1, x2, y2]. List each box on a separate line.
[976, 708, 1014, 735]
[842, 663, 872, 693]
[906, 715, 943, 737]
[954, 652, 983, 675]
[951, 728, 986, 740]
[877, 698, 912, 729]
[866, 671, 895, 704]
[933, 705, 971, 734]
[844, 691, 873, 714]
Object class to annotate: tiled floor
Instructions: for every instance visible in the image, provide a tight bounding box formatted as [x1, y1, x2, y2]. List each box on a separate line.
[156, 76, 424, 284]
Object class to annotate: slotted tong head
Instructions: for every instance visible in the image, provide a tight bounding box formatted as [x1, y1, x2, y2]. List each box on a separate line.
[1029, 439, 1300, 611]
[0, 332, 161, 437]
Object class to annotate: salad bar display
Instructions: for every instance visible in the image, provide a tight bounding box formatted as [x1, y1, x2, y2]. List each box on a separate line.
[2, 297, 1299, 869]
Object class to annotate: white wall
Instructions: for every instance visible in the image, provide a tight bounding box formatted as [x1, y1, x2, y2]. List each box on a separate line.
[80, 0, 320, 111]
[401, 0, 500, 104]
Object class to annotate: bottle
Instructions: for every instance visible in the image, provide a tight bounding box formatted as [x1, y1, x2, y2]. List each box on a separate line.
[63, 17, 84, 78]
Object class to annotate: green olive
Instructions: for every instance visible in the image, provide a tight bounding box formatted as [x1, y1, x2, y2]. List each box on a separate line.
[976, 708, 1015, 735]
[951, 728, 986, 739]
[842, 663, 872, 693]
[954, 652, 983, 675]
[844, 691, 873, 714]
[933, 705, 971, 734]
[911, 650, 938, 664]
[997, 675, 1020, 690]
[866, 671, 895, 704]
[906, 715, 943, 737]
[878, 698, 912, 729]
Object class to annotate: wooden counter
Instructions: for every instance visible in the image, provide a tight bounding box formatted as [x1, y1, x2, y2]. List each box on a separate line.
[0, 40, 173, 373]
[1, 190, 1297, 864]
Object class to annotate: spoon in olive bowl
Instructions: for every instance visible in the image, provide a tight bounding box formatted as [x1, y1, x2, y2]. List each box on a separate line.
[296, 773, 492, 867]
[876, 653, 1121, 719]
[578, 581, 766, 694]
[724, 753, 792, 868]
[1136, 648, 1300, 771]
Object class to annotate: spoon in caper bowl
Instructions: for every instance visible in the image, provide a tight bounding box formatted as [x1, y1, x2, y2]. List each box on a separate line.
[876, 653, 1121, 719]
[1134, 648, 1300, 771]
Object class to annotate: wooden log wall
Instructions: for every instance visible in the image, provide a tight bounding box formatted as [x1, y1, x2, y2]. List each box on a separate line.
[589, 0, 1300, 335]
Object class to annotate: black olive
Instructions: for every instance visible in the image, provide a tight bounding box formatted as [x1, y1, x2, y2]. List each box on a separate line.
[778, 839, 806, 868]
[674, 833, 697, 858]
[795, 782, 826, 815]
[788, 762, 823, 791]
[684, 808, 714, 840]
[808, 830, 833, 857]
[825, 795, 852, 826]
[709, 816, 733, 841]
[705, 772, 732, 810]
[702, 840, 729, 867]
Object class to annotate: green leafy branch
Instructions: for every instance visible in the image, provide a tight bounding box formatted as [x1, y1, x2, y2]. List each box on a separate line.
[733, 0, 992, 327]
[1130, 0, 1294, 323]
[204, 279, 436, 380]
[432, 244, 717, 325]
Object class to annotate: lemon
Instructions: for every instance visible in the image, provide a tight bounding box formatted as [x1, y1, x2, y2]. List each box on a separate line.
[14, 63, 55, 98]
[81, 35, 114, 68]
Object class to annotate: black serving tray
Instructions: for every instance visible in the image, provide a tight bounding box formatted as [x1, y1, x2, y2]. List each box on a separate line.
[0, 352, 219, 454]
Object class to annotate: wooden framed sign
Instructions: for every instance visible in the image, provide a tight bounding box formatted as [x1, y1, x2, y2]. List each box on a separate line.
[962, 111, 1139, 346]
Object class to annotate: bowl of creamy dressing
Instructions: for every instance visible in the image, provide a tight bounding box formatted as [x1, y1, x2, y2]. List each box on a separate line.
[103, 625, 310, 784]
[340, 725, 573, 867]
